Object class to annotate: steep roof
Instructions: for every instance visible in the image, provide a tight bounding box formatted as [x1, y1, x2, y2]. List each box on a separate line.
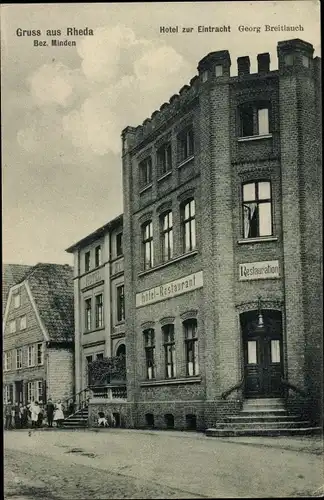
[2, 264, 32, 316]
[25, 263, 74, 343]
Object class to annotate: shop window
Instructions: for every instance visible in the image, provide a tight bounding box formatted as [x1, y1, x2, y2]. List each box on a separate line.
[164, 413, 175, 429]
[142, 221, 154, 270]
[178, 127, 194, 163]
[163, 324, 176, 379]
[144, 329, 155, 380]
[239, 103, 270, 137]
[157, 142, 172, 176]
[184, 319, 199, 376]
[161, 211, 173, 262]
[242, 181, 273, 238]
[181, 199, 196, 253]
[139, 156, 152, 188]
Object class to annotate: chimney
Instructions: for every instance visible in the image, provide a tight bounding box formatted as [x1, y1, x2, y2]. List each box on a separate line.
[237, 56, 250, 76]
[257, 53, 270, 73]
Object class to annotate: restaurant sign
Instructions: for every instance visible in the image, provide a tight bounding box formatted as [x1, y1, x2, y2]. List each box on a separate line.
[239, 260, 280, 281]
[136, 271, 203, 308]
[81, 268, 104, 290]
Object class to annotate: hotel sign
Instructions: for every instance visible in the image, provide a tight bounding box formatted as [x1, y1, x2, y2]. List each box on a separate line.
[136, 271, 203, 308]
[239, 260, 280, 281]
[81, 268, 104, 290]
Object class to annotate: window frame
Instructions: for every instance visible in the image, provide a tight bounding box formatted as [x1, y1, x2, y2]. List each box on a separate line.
[139, 156, 153, 189]
[16, 348, 23, 369]
[239, 102, 271, 138]
[36, 380, 43, 402]
[85, 251, 91, 272]
[85, 297, 92, 332]
[157, 142, 172, 176]
[142, 221, 154, 270]
[116, 232, 123, 257]
[95, 293, 104, 328]
[95, 245, 102, 268]
[181, 198, 196, 253]
[144, 329, 155, 380]
[4, 351, 12, 372]
[14, 293, 21, 309]
[163, 324, 176, 379]
[19, 315, 27, 330]
[27, 345, 36, 368]
[242, 180, 273, 239]
[116, 285, 125, 323]
[178, 127, 194, 164]
[37, 343, 44, 366]
[184, 319, 199, 377]
[161, 211, 173, 262]
[27, 381, 35, 403]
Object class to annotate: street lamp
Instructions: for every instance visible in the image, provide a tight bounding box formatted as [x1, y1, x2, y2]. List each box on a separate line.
[255, 296, 266, 333]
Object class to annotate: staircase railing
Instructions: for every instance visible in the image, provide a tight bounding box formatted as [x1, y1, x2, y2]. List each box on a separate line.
[280, 378, 308, 398]
[221, 376, 244, 400]
[63, 387, 90, 417]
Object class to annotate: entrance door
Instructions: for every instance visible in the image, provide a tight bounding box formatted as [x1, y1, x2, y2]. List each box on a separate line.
[242, 310, 283, 398]
[15, 381, 23, 404]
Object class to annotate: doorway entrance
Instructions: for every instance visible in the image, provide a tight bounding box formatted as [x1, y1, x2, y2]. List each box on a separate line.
[15, 381, 23, 404]
[241, 309, 283, 398]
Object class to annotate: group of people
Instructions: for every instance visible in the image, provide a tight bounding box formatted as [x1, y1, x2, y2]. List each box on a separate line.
[4, 399, 65, 429]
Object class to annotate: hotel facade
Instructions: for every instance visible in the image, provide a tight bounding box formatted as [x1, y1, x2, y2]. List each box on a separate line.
[71, 38, 322, 432]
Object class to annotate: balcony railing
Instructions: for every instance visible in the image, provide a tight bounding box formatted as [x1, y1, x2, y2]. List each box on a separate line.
[91, 384, 127, 400]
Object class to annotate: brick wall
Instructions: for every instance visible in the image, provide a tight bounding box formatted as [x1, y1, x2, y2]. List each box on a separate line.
[47, 347, 74, 402]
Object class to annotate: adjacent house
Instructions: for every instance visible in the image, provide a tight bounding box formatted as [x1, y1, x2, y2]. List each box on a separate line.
[3, 263, 75, 405]
[2, 264, 32, 317]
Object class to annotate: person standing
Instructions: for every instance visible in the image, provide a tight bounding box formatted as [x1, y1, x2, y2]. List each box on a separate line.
[53, 400, 65, 428]
[13, 403, 20, 429]
[20, 404, 28, 428]
[46, 398, 55, 428]
[30, 401, 41, 428]
[4, 400, 13, 430]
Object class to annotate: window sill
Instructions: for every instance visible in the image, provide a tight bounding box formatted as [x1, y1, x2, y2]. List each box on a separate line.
[237, 134, 272, 142]
[83, 327, 106, 335]
[140, 376, 201, 387]
[138, 250, 198, 277]
[238, 236, 278, 245]
[177, 155, 194, 169]
[139, 183, 153, 195]
[157, 171, 172, 182]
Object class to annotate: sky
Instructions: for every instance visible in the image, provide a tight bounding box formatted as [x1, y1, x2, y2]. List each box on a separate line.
[1, 1, 321, 266]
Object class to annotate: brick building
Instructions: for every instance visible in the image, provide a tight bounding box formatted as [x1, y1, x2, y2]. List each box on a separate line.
[115, 38, 322, 432]
[66, 216, 126, 413]
[3, 263, 75, 405]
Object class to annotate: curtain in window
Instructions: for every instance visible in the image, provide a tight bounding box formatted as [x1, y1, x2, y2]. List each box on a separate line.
[243, 202, 257, 238]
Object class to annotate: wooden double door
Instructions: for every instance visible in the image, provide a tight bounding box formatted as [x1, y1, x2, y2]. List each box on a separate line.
[242, 310, 283, 398]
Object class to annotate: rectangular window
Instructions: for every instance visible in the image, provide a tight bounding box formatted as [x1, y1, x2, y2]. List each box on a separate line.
[144, 329, 155, 380]
[85, 298, 92, 331]
[14, 293, 21, 309]
[27, 381, 35, 403]
[116, 232, 123, 256]
[116, 285, 125, 322]
[178, 127, 194, 163]
[4, 385, 11, 404]
[9, 320, 16, 333]
[271, 340, 281, 363]
[4, 352, 12, 371]
[95, 245, 102, 267]
[161, 211, 173, 262]
[96, 352, 104, 360]
[182, 199, 196, 252]
[247, 341, 257, 365]
[240, 103, 270, 137]
[139, 157, 152, 188]
[37, 343, 44, 365]
[27, 345, 35, 367]
[163, 324, 176, 379]
[36, 380, 43, 402]
[142, 221, 154, 270]
[243, 181, 272, 238]
[20, 315, 27, 330]
[157, 143, 172, 176]
[95, 294, 104, 328]
[215, 64, 223, 77]
[184, 319, 199, 376]
[85, 251, 91, 272]
[16, 348, 23, 369]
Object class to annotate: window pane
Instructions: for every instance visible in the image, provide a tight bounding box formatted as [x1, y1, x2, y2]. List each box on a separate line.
[184, 202, 190, 220]
[215, 65, 223, 77]
[258, 181, 271, 200]
[243, 203, 258, 238]
[241, 108, 254, 136]
[247, 341, 257, 364]
[191, 219, 196, 250]
[185, 222, 191, 251]
[271, 340, 280, 363]
[243, 183, 255, 202]
[259, 203, 272, 236]
[258, 108, 269, 135]
[169, 231, 173, 259]
[188, 361, 194, 376]
[190, 199, 195, 217]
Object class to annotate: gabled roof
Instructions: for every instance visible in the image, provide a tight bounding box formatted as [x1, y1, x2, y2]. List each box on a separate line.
[66, 213, 123, 253]
[25, 263, 75, 343]
[2, 264, 32, 316]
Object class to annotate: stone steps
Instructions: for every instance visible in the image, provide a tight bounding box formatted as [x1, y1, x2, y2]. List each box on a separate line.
[62, 408, 89, 428]
[206, 427, 321, 437]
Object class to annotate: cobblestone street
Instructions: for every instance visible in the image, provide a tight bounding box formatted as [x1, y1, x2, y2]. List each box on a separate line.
[4, 428, 324, 499]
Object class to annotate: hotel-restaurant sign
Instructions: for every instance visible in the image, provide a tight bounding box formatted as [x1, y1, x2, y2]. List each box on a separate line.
[81, 268, 104, 290]
[239, 260, 280, 281]
[136, 271, 203, 308]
